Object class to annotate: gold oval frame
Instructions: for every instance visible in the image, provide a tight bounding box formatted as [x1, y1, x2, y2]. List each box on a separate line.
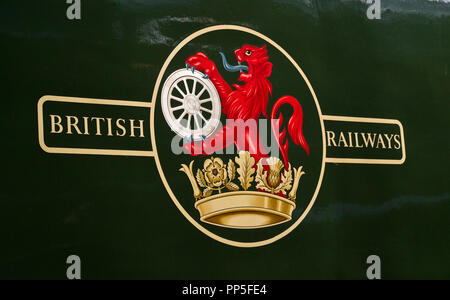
[150, 25, 326, 248]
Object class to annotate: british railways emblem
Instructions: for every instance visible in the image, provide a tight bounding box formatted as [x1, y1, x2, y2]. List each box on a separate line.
[37, 25, 406, 247]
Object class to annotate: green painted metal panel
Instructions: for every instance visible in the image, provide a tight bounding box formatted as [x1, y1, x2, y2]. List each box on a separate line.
[0, 0, 449, 279]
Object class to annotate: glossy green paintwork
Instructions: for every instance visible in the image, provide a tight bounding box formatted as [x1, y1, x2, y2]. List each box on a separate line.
[0, 0, 449, 279]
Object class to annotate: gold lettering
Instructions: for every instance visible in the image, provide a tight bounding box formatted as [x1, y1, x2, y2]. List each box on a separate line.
[326, 131, 337, 147]
[130, 119, 145, 138]
[106, 118, 113, 137]
[48, 115, 149, 138]
[82, 117, 89, 135]
[116, 119, 126, 137]
[361, 133, 376, 148]
[394, 134, 401, 150]
[384, 134, 394, 149]
[338, 132, 348, 147]
[91, 117, 105, 136]
[50, 115, 63, 134]
[376, 134, 386, 149]
[354, 132, 363, 148]
[347, 132, 354, 148]
[66, 116, 82, 135]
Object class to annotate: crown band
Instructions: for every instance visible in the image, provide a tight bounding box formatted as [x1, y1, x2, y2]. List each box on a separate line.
[195, 191, 296, 229]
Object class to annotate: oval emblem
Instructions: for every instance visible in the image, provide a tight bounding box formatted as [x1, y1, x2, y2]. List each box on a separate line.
[151, 25, 325, 247]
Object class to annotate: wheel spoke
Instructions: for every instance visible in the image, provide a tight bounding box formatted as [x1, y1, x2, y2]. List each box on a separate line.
[199, 112, 208, 123]
[196, 86, 206, 98]
[183, 79, 190, 95]
[194, 114, 201, 130]
[200, 107, 213, 114]
[177, 111, 187, 122]
[170, 95, 184, 103]
[192, 78, 197, 95]
[199, 98, 211, 104]
[174, 85, 186, 97]
[170, 105, 184, 112]
[187, 114, 192, 130]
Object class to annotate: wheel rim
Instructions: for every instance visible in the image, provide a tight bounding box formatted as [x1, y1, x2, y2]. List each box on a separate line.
[161, 69, 221, 141]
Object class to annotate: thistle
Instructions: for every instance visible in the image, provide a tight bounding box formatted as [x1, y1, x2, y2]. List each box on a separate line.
[266, 157, 284, 189]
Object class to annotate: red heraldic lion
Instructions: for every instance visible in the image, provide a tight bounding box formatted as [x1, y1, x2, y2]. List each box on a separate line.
[184, 45, 309, 167]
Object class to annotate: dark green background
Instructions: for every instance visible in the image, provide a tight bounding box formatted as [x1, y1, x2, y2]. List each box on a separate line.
[1, 0, 449, 279]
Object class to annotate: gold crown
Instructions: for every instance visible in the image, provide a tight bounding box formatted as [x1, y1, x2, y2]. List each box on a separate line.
[180, 151, 305, 229]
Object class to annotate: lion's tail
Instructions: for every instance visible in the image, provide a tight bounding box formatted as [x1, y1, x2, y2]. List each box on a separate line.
[271, 96, 309, 167]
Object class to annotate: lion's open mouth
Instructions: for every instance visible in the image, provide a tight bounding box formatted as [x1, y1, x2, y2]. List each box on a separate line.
[219, 52, 249, 73]
[237, 61, 248, 73]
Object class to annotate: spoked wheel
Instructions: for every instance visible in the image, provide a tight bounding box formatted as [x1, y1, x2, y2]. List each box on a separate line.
[161, 69, 221, 142]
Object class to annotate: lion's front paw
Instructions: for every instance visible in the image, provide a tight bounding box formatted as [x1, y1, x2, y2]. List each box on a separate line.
[186, 52, 217, 78]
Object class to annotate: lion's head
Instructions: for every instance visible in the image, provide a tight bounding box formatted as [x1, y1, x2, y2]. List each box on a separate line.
[234, 45, 272, 83]
[222, 45, 273, 120]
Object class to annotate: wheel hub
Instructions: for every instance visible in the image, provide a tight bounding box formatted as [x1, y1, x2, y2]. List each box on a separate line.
[184, 95, 200, 115]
